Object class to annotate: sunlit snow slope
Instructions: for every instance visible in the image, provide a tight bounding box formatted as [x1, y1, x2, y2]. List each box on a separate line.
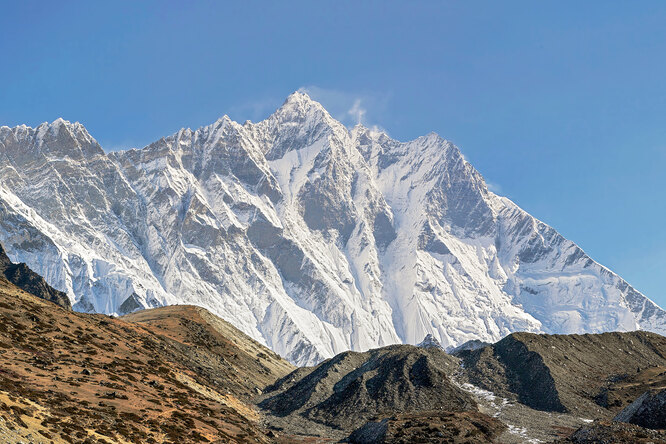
[0, 92, 664, 365]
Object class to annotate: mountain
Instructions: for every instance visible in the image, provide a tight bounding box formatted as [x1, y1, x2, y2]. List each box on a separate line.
[451, 331, 666, 443]
[0, 274, 293, 443]
[260, 329, 666, 442]
[258, 344, 476, 438]
[0, 242, 71, 309]
[0, 92, 664, 365]
[453, 331, 666, 415]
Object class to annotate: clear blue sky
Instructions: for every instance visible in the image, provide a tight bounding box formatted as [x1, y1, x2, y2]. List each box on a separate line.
[1, 1, 664, 307]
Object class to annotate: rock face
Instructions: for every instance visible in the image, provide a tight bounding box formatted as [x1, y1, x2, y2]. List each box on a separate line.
[258, 345, 475, 438]
[454, 331, 666, 415]
[0, 242, 71, 309]
[1, 93, 665, 365]
[614, 389, 666, 430]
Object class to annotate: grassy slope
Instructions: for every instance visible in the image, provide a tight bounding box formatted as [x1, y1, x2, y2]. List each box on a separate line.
[0, 276, 293, 443]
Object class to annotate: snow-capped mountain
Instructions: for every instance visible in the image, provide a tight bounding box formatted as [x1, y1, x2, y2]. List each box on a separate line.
[0, 92, 664, 365]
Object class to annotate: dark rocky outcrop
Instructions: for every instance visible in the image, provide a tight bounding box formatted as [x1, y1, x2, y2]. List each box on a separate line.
[455, 333, 566, 412]
[417, 333, 443, 349]
[117, 292, 143, 315]
[259, 344, 475, 438]
[614, 389, 666, 430]
[0, 243, 71, 310]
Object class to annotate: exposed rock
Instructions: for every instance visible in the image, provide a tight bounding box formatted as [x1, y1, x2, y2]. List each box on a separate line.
[417, 333, 443, 349]
[0, 242, 71, 310]
[117, 292, 143, 315]
[447, 339, 490, 354]
[614, 389, 666, 430]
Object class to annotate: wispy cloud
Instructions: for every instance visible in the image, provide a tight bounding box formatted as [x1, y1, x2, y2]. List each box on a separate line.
[486, 181, 503, 194]
[298, 85, 391, 130]
[347, 99, 366, 125]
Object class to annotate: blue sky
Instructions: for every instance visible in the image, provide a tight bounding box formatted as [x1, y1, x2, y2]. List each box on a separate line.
[1, 1, 664, 306]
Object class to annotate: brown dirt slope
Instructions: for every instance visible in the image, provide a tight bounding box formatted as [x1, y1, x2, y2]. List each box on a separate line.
[122, 305, 294, 400]
[0, 275, 293, 443]
[455, 331, 666, 416]
[258, 344, 476, 440]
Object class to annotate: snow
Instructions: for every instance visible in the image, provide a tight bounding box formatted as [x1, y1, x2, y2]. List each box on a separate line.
[507, 425, 544, 443]
[457, 382, 510, 419]
[0, 92, 664, 365]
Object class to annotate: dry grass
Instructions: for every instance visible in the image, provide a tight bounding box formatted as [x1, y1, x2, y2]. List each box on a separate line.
[0, 275, 293, 443]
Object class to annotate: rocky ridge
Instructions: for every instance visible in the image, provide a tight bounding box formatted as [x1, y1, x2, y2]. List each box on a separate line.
[0, 242, 70, 310]
[454, 331, 666, 416]
[258, 344, 477, 439]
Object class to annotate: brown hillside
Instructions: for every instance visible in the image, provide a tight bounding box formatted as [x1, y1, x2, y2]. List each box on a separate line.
[122, 305, 294, 400]
[455, 331, 666, 417]
[0, 275, 293, 443]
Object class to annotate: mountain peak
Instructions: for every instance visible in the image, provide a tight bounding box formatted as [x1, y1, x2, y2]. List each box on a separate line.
[51, 117, 69, 127]
[32, 118, 103, 158]
[418, 334, 443, 349]
[209, 114, 234, 132]
[272, 90, 329, 120]
[287, 89, 315, 104]
[35, 117, 86, 134]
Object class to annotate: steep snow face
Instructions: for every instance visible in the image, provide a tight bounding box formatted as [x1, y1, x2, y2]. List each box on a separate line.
[0, 92, 664, 365]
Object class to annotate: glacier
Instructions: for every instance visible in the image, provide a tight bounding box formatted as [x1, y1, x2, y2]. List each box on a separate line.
[0, 92, 664, 365]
